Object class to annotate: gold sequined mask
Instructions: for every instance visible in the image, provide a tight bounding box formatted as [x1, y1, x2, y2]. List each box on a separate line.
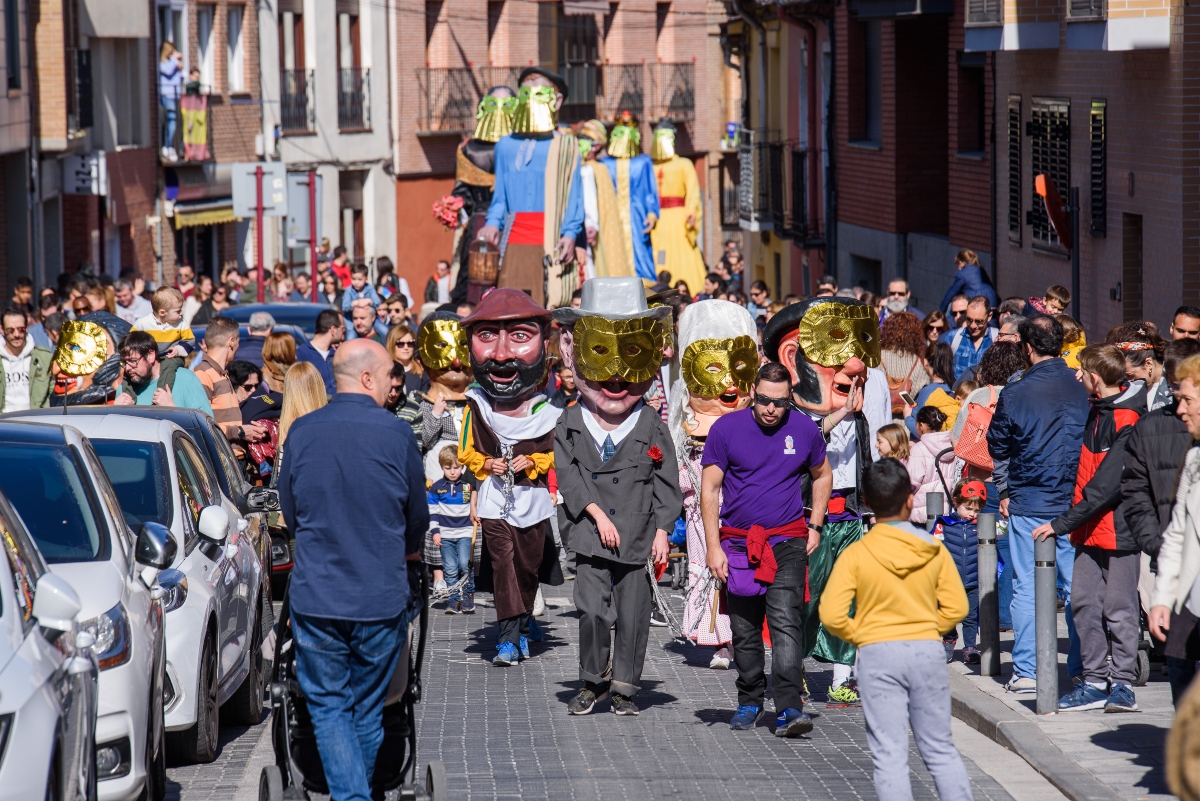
[472, 95, 517, 142]
[510, 86, 558, 134]
[574, 316, 670, 384]
[607, 124, 641, 159]
[418, 319, 469, 371]
[796, 302, 881, 368]
[682, 335, 758, 398]
[54, 320, 108, 376]
[650, 129, 676, 161]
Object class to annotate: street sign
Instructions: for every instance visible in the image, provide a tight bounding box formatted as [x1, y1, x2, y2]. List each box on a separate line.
[63, 152, 107, 195]
[232, 162, 288, 218]
[285, 172, 322, 248]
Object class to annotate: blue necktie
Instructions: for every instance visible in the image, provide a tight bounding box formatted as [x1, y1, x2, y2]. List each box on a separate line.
[601, 434, 616, 463]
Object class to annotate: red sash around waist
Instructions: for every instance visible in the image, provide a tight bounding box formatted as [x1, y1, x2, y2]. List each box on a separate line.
[660, 197, 686, 209]
[719, 519, 808, 585]
[508, 212, 545, 246]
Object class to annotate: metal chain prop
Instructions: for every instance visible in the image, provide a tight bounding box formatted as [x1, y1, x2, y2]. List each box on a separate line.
[499, 443, 517, 519]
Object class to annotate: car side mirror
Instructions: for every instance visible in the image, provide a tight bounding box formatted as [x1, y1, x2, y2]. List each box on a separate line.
[247, 486, 280, 512]
[136, 522, 178, 570]
[198, 506, 230, 544]
[32, 573, 82, 633]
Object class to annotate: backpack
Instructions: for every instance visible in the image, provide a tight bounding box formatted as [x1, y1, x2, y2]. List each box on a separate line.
[954, 386, 998, 471]
[887, 357, 920, 417]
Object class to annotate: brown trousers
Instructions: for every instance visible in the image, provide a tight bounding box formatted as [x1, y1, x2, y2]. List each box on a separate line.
[482, 518, 547, 621]
[496, 243, 545, 308]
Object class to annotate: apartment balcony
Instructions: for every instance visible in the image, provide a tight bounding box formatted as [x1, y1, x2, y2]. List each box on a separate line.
[160, 87, 213, 164]
[415, 67, 484, 135]
[560, 64, 599, 124]
[646, 62, 695, 123]
[281, 69, 315, 135]
[337, 68, 371, 131]
[595, 64, 644, 122]
[740, 134, 823, 244]
[66, 48, 93, 138]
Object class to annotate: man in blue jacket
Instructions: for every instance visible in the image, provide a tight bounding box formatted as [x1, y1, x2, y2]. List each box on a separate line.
[986, 315, 1089, 693]
[296, 308, 345, 396]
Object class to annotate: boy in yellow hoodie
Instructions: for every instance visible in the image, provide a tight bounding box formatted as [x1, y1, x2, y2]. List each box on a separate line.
[820, 458, 972, 801]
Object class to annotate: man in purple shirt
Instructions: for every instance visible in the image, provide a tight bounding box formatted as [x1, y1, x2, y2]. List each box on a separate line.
[702, 362, 833, 737]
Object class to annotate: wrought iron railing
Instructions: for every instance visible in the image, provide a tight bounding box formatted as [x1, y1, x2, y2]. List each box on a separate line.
[337, 67, 370, 131]
[738, 132, 768, 231]
[280, 69, 315, 135]
[646, 62, 694, 123]
[739, 134, 823, 243]
[596, 64, 644, 121]
[415, 67, 483, 134]
[477, 66, 522, 94]
[559, 63, 598, 124]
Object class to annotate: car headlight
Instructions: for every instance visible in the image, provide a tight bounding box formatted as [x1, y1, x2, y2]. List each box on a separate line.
[157, 568, 188, 613]
[79, 603, 132, 670]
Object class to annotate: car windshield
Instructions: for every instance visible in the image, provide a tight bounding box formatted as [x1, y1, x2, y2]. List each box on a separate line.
[90, 439, 173, 529]
[0, 443, 106, 563]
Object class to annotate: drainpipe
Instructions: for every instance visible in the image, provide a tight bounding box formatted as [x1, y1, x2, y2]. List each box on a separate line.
[825, 11, 837, 282]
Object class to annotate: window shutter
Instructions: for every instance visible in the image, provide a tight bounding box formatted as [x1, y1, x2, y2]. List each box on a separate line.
[1007, 95, 1021, 244]
[968, 0, 1001, 25]
[1090, 99, 1106, 236]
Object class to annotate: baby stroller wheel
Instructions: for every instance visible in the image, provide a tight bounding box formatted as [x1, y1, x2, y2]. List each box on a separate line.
[258, 766, 284, 801]
[1135, 648, 1151, 687]
[426, 761, 448, 799]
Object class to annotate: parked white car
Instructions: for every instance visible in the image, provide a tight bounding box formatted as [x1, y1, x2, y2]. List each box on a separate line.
[0, 422, 171, 801]
[16, 413, 268, 764]
[0, 486, 100, 801]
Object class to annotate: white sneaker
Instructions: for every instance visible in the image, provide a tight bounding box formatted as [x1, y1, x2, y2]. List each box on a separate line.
[160, 146, 171, 159]
[433, 579, 448, 592]
[1005, 675, 1037, 693]
[532, 587, 546, 617]
[709, 647, 732, 670]
[167, 148, 179, 162]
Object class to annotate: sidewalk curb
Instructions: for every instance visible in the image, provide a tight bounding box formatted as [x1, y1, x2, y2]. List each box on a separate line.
[948, 671, 1121, 801]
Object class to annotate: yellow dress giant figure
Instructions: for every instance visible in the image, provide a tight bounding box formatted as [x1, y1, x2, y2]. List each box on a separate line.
[650, 122, 706, 295]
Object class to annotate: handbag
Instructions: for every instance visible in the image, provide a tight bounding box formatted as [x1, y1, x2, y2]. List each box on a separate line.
[954, 386, 998, 471]
[888, 357, 920, 417]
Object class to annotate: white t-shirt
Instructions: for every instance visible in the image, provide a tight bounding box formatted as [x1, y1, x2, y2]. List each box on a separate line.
[0, 338, 34, 413]
[116, 295, 152, 326]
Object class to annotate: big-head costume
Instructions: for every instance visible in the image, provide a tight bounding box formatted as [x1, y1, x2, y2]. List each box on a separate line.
[596, 113, 660, 283]
[485, 68, 584, 308]
[554, 277, 682, 703]
[649, 121, 706, 295]
[667, 300, 757, 648]
[762, 297, 880, 669]
[457, 289, 563, 656]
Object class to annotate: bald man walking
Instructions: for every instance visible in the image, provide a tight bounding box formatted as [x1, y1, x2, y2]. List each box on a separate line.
[278, 339, 429, 801]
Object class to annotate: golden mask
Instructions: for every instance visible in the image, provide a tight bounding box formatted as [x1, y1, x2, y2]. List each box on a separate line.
[418, 319, 469, 371]
[607, 124, 641, 159]
[796, 302, 881, 369]
[510, 86, 558, 134]
[682, 335, 758, 398]
[472, 95, 516, 142]
[573, 315, 670, 384]
[650, 128, 676, 161]
[54, 320, 108, 376]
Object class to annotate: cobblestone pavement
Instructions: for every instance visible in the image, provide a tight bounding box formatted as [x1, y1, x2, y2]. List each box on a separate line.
[167, 587, 1020, 801]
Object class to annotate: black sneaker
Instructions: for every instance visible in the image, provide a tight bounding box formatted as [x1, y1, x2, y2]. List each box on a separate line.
[610, 693, 639, 716]
[568, 685, 608, 715]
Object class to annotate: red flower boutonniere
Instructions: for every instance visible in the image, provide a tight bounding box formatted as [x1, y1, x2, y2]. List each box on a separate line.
[647, 446, 664, 465]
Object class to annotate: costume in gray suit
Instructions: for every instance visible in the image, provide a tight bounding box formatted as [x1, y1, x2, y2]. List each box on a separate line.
[556, 404, 683, 698]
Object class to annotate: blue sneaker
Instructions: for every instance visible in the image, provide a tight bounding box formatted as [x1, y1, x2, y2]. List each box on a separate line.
[1105, 683, 1139, 713]
[1057, 682, 1108, 712]
[518, 636, 530, 661]
[528, 618, 544, 642]
[729, 705, 763, 730]
[493, 642, 520, 666]
[775, 707, 814, 738]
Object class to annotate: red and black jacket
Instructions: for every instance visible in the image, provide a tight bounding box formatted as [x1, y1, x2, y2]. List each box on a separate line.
[1049, 382, 1146, 550]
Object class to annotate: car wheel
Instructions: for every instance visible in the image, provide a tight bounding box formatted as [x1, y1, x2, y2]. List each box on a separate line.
[167, 638, 219, 764]
[225, 602, 265, 725]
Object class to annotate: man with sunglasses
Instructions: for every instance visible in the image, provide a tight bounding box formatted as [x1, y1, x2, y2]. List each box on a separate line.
[701, 362, 833, 736]
[940, 296, 998, 379]
[0, 307, 51, 412]
[879, 279, 924, 323]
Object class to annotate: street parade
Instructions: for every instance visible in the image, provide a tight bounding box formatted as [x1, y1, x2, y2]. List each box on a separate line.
[3, 11, 1200, 801]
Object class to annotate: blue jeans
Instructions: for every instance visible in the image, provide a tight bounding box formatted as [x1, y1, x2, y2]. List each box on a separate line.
[439, 536, 474, 603]
[1008, 515, 1081, 679]
[997, 531, 1014, 628]
[160, 96, 177, 150]
[292, 611, 404, 801]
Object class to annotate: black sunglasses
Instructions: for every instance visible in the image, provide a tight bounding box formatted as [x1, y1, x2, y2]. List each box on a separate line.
[239, 382, 258, 392]
[754, 394, 790, 409]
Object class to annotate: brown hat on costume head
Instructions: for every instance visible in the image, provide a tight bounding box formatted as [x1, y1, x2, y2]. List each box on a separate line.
[461, 288, 553, 328]
[517, 66, 569, 99]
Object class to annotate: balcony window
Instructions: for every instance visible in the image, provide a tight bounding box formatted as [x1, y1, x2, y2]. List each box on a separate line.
[4, 0, 19, 91]
[862, 20, 882, 145]
[1026, 96, 1070, 251]
[647, 62, 694, 122]
[280, 69, 314, 135]
[227, 6, 244, 93]
[195, 5, 215, 92]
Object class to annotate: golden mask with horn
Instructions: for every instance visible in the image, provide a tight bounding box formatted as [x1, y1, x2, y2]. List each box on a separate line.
[54, 321, 108, 376]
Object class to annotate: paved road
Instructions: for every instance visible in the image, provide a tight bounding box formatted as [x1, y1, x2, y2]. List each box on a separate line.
[166, 586, 1030, 801]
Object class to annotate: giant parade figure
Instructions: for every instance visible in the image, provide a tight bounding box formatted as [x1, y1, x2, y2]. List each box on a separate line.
[762, 297, 881, 706]
[668, 299, 758, 670]
[554, 277, 682, 716]
[597, 112, 660, 284]
[576, 119, 633, 280]
[479, 68, 584, 308]
[457, 289, 564, 666]
[650, 120, 706, 295]
[446, 87, 516, 303]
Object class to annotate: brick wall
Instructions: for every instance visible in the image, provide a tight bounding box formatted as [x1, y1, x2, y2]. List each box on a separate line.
[947, 7, 992, 254]
[894, 16, 948, 234]
[35, 0, 66, 146]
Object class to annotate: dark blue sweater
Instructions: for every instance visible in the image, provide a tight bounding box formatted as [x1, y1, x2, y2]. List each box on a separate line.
[934, 514, 978, 589]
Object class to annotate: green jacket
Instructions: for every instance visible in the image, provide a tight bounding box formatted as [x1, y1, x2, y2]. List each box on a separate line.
[0, 345, 53, 411]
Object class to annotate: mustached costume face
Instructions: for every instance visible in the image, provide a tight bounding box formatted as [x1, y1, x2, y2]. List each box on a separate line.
[554, 278, 671, 420]
[762, 297, 880, 417]
[667, 300, 758, 445]
[462, 289, 550, 405]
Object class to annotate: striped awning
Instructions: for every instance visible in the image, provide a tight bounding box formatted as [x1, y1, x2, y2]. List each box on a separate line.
[173, 201, 236, 229]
